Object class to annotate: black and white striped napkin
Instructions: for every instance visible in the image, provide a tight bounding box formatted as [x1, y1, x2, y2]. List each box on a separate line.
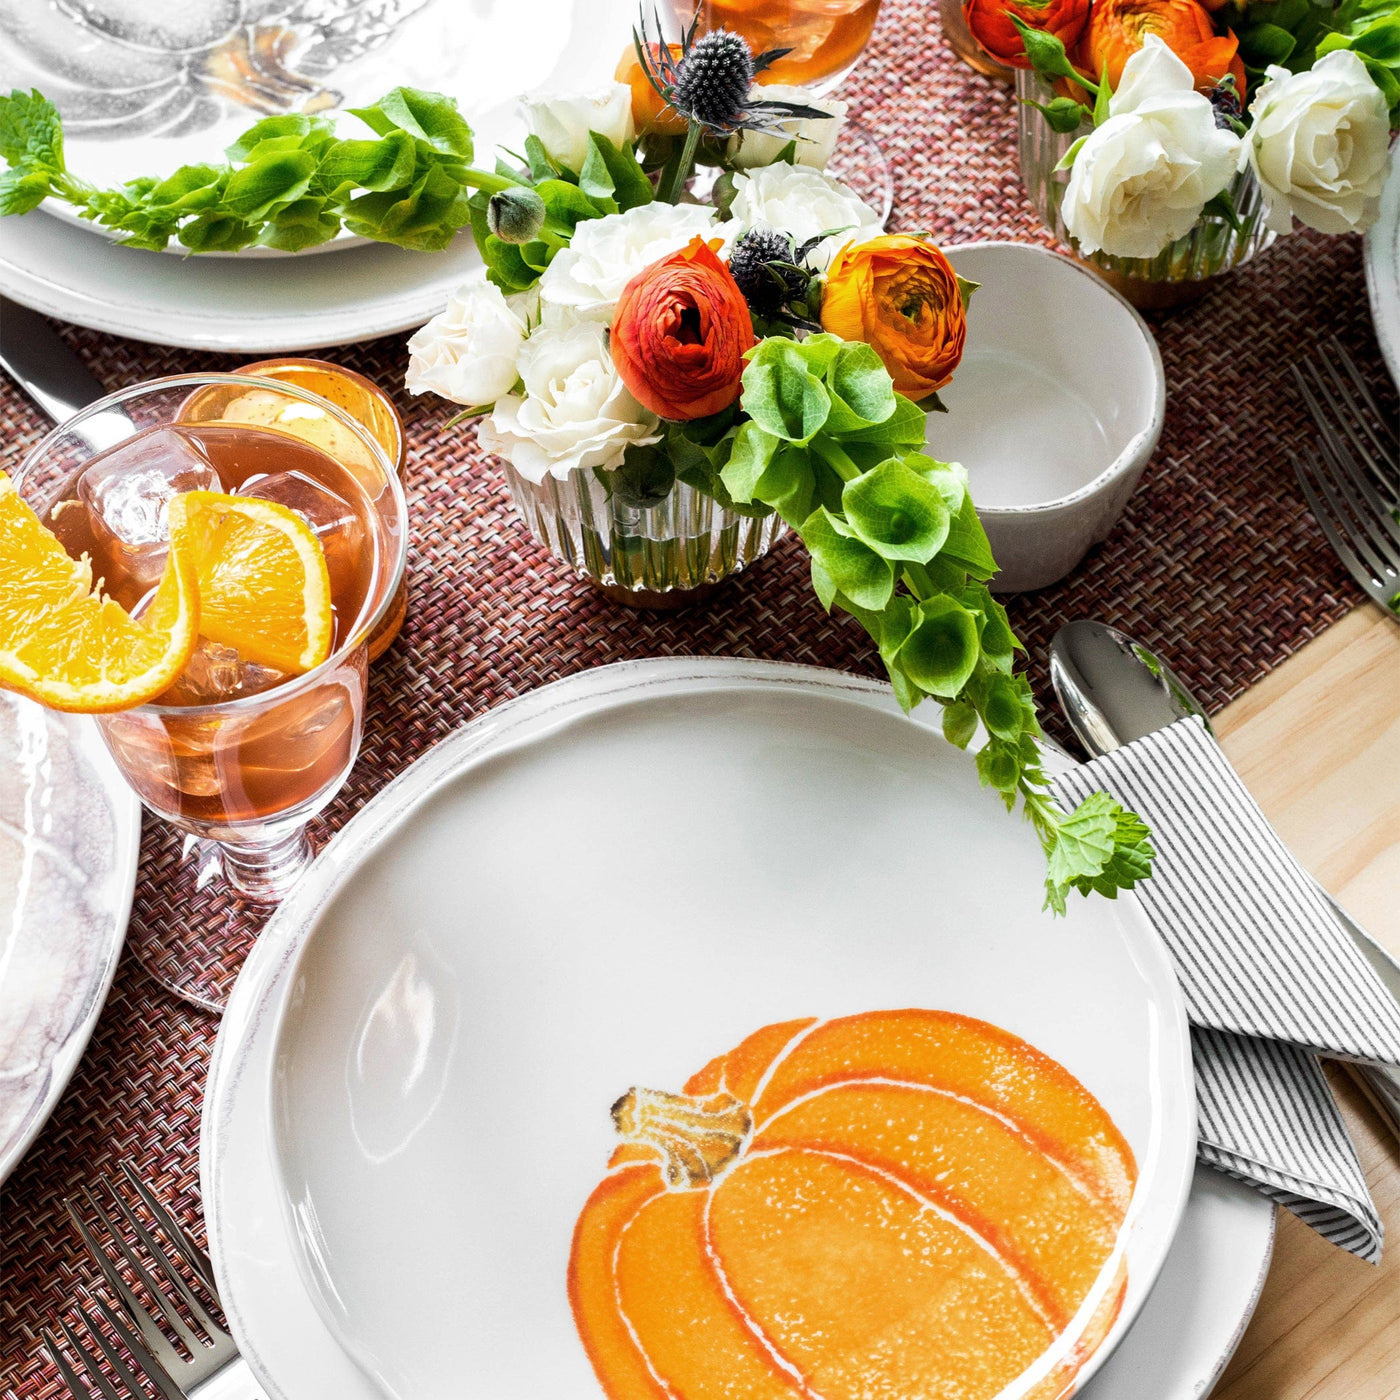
[1054, 716, 1400, 1262]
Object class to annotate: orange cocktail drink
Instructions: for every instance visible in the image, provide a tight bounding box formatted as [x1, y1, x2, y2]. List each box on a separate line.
[13, 373, 408, 901]
[679, 0, 883, 89]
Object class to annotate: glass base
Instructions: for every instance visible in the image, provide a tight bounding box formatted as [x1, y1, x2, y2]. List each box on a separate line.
[827, 121, 893, 226]
[130, 825, 323, 1013]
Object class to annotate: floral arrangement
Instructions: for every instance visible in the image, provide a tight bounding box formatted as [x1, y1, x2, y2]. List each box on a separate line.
[406, 15, 1154, 913]
[964, 0, 1399, 259]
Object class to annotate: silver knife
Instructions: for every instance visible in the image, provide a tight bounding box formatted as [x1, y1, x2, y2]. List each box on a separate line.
[1049, 618, 1400, 1142]
[0, 295, 130, 445]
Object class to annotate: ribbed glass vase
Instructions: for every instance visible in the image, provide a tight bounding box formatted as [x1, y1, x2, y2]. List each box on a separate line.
[503, 460, 787, 608]
[1017, 71, 1276, 298]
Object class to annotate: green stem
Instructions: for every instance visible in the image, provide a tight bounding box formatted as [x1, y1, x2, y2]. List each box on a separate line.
[663, 121, 703, 204]
[460, 167, 522, 196]
[810, 437, 860, 482]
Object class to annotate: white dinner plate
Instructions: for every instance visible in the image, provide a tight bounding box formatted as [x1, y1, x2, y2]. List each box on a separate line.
[1364, 149, 1400, 387]
[0, 692, 140, 1183]
[0, 0, 636, 347]
[205, 658, 1203, 1399]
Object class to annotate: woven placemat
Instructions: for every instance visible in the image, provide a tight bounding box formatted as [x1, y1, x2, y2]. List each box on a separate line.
[3, 0, 1395, 1390]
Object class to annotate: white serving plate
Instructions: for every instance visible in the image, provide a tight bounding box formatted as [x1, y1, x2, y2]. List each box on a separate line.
[0, 0, 636, 347]
[206, 658, 1197, 1399]
[1364, 149, 1400, 388]
[0, 692, 140, 1183]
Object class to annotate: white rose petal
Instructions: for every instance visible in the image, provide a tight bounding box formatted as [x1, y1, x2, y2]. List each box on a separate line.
[405, 280, 535, 407]
[538, 201, 718, 325]
[474, 322, 660, 483]
[1061, 36, 1241, 260]
[726, 85, 848, 171]
[1241, 50, 1391, 237]
[519, 83, 635, 173]
[720, 163, 884, 271]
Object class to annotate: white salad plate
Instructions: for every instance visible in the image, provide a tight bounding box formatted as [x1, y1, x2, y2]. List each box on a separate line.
[0, 692, 140, 1184]
[1364, 150, 1400, 387]
[0, 0, 636, 348]
[204, 657, 1231, 1400]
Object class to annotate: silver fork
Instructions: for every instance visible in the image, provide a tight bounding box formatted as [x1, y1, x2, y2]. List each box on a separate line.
[1290, 341, 1400, 619]
[44, 1289, 182, 1400]
[47, 1165, 259, 1400]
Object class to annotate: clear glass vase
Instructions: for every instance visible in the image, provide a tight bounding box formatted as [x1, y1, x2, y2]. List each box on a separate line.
[1017, 71, 1276, 306]
[502, 461, 788, 609]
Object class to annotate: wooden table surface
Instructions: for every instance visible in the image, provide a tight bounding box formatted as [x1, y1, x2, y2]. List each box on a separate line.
[1210, 603, 1400, 1400]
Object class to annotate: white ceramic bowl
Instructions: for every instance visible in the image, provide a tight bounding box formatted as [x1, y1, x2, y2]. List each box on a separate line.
[933, 242, 1166, 592]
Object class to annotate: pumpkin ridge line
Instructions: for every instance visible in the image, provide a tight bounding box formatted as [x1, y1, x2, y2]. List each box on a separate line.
[610, 1190, 685, 1400]
[752, 1074, 1126, 1219]
[747, 1017, 826, 1118]
[738, 1145, 1064, 1336]
[700, 1186, 828, 1400]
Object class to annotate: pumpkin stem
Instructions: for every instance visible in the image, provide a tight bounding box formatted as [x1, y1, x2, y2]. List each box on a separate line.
[612, 1086, 752, 1188]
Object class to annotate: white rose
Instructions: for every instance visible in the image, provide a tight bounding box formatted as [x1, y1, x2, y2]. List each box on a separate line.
[474, 322, 660, 482]
[404, 280, 535, 407]
[519, 83, 635, 173]
[1241, 50, 1390, 236]
[726, 85, 848, 171]
[721, 163, 883, 271]
[1061, 35, 1241, 260]
[538, 201, 717, 325]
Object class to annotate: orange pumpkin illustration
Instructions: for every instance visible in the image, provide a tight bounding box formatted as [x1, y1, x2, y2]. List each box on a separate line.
[569, 1009, 1137, 1400]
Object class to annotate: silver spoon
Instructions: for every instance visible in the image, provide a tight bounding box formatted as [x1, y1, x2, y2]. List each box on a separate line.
[1049, 618, 1400, 1141]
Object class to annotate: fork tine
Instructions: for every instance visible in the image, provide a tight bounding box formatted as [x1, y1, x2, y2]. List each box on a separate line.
[84, 1290, 188, 1400]
[105, 1182, 225, 1341]
[1311, 448, 1400, 579]
[51, 1320, 124, 1400]
[1328, 338, 1400, 476]
[76, 1186, 205, 1355]
[67, 1299, 172, 1400]
[120, 1166, 217, 1299]
[44, 1327, 106, 1400]
[1312, 356, 1400, 519]
[66, 1198, 190, 1375]
[1291, 451, 1396, 609]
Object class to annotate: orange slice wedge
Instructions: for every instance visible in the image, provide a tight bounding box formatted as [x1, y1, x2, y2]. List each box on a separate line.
[170, 491, 333, 674]
[0, 470, 199, 712]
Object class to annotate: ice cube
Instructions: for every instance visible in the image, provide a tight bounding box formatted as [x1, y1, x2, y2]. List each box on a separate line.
[79, 427, 221, 606]
[158, 637, 289, 707]
[238, 471, 366, 605]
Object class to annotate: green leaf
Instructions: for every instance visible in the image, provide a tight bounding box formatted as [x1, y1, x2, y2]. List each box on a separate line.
[841, 459, 951, 563]
[258, 195, 341, 251]
[960, 581, 1018, 670]
[1093, 64, 1113, 125]
[350, 87, 474, 161]
[798, 507, 895, 611]
[898, 595, 980, 697]
[222, 150, 315, 221]
[1240, 22, 1298, 65]
[607, 444, 676, 508]
[824, 340, 897, 433]
[941, 492, 998, 579]
[838, 392, 929, 454]
[1354, 17, 1400, 63]
[742, 341, 831, 444]
[0, 88, 64, 173]
[719, 421, 780, 501]
[0, 167, 52, 215]
[1054, 134, 1089, 172]
[942, 700, 979, 750]
[225, 114, 333, 162]
[523, 134, 561, 181]
[983, 674, 1028, 740]
[581, 132, 652, 211]
[317, 131, 418, 193]
[343, 163, 473, 250]
[176, 212, 258, 253]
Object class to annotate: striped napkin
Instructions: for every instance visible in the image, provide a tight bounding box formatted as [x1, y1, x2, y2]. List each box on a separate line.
[1054, 716, 1400, 1262]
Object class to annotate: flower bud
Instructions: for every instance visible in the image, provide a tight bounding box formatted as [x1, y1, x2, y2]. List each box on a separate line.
[487, 187, 546, 245]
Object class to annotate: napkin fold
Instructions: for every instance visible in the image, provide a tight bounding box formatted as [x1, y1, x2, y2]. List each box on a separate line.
[1054, 716, 1400, 1262]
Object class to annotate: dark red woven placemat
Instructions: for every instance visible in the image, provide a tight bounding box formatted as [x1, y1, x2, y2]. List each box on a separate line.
[3, 0, 1395, 1391]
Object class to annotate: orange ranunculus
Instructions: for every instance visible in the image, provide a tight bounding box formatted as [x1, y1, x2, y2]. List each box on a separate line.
[615, 43, 688, 136]
[820, 236, 967, 401]
[963, 0, 1093, 70]
[1078, 0, 1246, 95]
[610, 237, 756, 422]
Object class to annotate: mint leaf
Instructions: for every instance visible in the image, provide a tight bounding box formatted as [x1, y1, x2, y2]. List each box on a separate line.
[0, 88, 64, 173]
[0, 167, 52, 216]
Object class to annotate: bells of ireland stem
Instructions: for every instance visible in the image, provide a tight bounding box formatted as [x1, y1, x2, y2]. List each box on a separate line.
[488, 186, 547, 245]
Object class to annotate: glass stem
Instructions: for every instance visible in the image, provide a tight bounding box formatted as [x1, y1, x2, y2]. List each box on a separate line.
[218, 827, 314, 904]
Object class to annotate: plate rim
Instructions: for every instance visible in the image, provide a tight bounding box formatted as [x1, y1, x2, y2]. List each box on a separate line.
[1363, 150, 1400, 388]
[206, 656, 1196, 1398]
[0, 705, 140, 1184]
